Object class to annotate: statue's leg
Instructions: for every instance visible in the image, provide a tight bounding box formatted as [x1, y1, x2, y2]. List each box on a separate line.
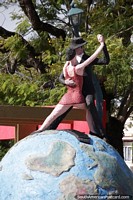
[45, 106, 73, 130]
[85, 95, 105, 138]
[92, 73, 103, 121]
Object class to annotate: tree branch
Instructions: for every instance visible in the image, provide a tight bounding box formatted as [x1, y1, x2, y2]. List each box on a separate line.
[117, 81, 133, 123]
[0, 26, 15, 37]
[125, 106, 133, 123]
[18, 0, 66, 40]
[0, 26, 48, 73]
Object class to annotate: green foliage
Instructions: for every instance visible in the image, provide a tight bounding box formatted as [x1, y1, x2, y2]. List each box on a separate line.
[44, 86, 66, 105]
[86, 0, 133, 39]
[4, 35, 29, 60]
[36, 0, 66, 23]
[0, 140, 14, 161]
[31, 32, 50, 53]
[104, 39, 132, 95]
[0, 71, 66, 106]
[16, 19, 31, 36]
[0, 72, 44, 106]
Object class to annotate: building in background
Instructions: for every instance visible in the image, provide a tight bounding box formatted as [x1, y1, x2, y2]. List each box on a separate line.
[123, 116, 133, 171]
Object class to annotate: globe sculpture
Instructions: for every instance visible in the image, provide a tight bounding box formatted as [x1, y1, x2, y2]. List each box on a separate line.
[0, 130, 133, 200]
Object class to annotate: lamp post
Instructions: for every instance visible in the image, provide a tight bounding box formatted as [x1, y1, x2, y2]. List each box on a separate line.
[67, 3, 84, 37]
[130, 34, 133, 70]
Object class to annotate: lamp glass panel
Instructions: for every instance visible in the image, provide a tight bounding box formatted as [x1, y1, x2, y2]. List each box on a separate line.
[71, 14, 79, 26]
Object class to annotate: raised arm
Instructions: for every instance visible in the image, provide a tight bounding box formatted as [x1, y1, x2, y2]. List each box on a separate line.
[76, 34, 104, 75]
[90, 43, 110, 65]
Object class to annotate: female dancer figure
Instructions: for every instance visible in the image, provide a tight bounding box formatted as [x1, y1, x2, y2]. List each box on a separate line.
[38, 34, 104, 132]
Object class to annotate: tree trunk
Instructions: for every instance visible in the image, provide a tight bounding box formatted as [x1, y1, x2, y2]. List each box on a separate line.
[106, 117, 124, 158]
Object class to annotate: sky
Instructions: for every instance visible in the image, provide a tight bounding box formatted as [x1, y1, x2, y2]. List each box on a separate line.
[0, 3, 36, 39]
[0, 3, 19, 31]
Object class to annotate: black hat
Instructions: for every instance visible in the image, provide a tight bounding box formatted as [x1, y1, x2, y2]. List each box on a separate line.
[70, 37, 87, 49]
[66, 48, 76, 61]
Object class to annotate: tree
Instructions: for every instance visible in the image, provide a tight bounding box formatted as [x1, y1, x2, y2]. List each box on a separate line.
[0, 0, 132, 157]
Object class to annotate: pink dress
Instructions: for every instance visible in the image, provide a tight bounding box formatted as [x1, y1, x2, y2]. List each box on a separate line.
[59, 66, 85, 105]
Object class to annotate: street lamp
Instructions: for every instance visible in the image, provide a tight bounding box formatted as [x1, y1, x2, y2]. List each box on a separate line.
[67, 3, 84, 37]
